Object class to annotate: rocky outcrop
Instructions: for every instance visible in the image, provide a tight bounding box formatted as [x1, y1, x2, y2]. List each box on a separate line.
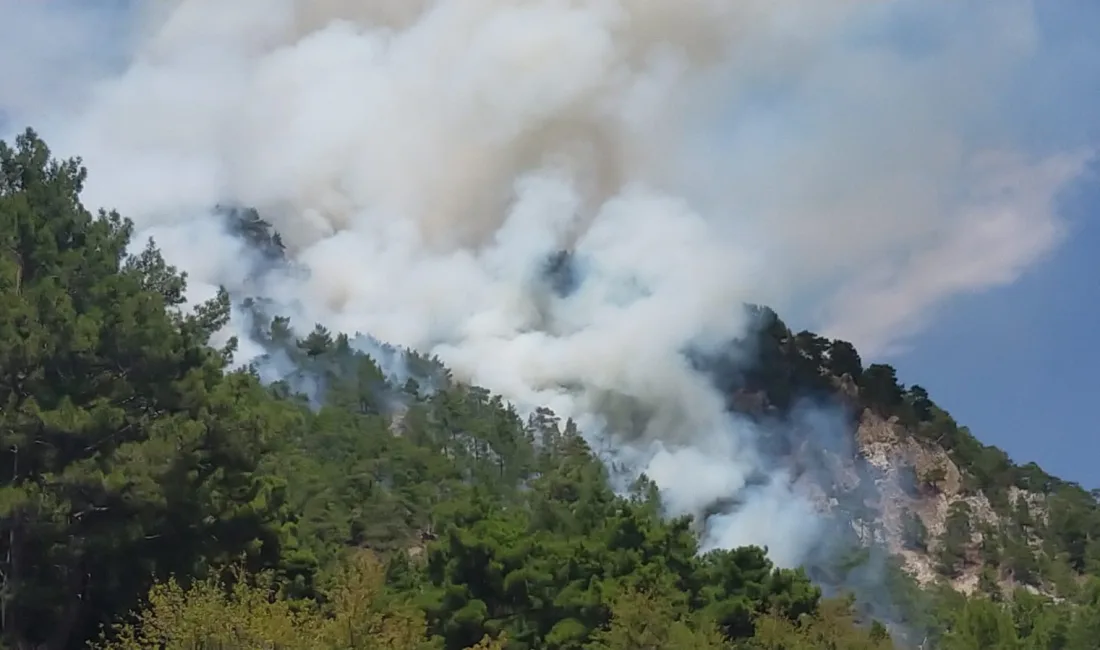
[802, 406, 1047, 596]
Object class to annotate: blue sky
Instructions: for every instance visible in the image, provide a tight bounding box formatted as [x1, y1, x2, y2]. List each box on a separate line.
[1, 0, 1098, 489]
[883, 1, 1100, 488]
[891, 161, 1100, 489]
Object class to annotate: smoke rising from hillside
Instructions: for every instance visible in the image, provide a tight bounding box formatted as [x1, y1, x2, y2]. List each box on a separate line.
[3, 0, 1093, 567]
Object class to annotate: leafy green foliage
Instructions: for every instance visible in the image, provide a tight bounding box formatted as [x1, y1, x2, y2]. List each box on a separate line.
[937, 502, 973, 577]
[0, 130, 292, 648]
[5, 130, 1100, 650]
[900, 510, 929, 552]
[739, 300, 1100, 605]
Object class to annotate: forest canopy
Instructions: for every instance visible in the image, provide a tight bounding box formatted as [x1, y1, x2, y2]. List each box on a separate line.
[3, 130, 1100, 650]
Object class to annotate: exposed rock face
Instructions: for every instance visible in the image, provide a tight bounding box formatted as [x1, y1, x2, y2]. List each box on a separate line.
[801, 405, 1049, 597]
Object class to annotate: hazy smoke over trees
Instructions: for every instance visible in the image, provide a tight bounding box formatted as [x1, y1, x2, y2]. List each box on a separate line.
[1, 0, 1093, 567]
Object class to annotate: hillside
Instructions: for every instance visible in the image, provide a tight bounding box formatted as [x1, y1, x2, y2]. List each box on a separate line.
[3, 131, 1100, 650]
[727, 311, 1100, 601]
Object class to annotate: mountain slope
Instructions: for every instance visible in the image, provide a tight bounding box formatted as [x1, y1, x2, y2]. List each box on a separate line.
[729, 309, 1100, 606]
[5, 129, 1100, 650]
[217, 192, 1100, 648]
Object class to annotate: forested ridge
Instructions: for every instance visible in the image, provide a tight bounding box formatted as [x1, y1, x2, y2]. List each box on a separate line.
[2, 130, 1100, 650]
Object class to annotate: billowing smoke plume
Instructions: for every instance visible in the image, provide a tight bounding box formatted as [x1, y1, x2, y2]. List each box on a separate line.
[3, 0, 1095, 568]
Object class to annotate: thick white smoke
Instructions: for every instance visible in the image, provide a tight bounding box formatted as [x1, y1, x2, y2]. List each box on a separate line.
[3, 0, 1093, 567]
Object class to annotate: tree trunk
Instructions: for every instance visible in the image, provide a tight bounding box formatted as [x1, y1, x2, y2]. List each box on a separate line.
[47, 559, 87, 650]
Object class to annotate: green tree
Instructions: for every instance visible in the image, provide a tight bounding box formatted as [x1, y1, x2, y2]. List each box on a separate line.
[906, 385, 934, 422]
[940, 597, 1018, 650]
[826, 340, 863, 380]
[0, 129, 288, 649]
[901, 510, 929, 551]
[860, 364, 904, 414]
[586, 584, 726, 650]
[98, 551, 502, 650]
[938, 502, 973, 577]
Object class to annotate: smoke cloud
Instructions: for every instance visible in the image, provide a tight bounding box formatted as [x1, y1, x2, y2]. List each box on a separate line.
[2, 0, 1095, 568]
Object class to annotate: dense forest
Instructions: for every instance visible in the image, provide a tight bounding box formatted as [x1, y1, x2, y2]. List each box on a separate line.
[3, 129, 1100, 650]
